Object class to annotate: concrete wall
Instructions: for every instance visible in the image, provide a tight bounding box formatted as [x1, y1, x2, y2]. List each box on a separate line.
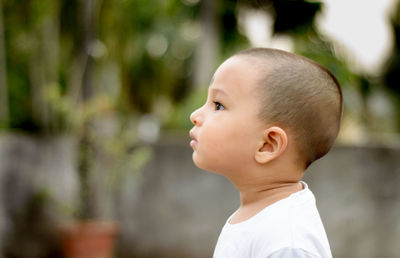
[305, 145, 400, 258]
[0, 134, 77, 257]
[0, 134, 400, 257]
[125, 139, 400, 258]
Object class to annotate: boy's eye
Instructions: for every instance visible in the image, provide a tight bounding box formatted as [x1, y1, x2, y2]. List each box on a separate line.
[213, 101, 225, 111]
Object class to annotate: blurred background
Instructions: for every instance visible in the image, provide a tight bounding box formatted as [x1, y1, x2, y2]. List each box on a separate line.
[1, 0, 400, 257]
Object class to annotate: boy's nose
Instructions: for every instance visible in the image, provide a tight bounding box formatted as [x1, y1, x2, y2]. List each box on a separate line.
[190, 107, 203, 125]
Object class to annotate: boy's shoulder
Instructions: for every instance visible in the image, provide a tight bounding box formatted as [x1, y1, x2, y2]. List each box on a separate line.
[214, 183, 332, 258]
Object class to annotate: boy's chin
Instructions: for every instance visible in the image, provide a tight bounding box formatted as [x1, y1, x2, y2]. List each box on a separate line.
[192, 154, 223, 175]
[192, 154, 209, 170]
[192, 153, 204, 169]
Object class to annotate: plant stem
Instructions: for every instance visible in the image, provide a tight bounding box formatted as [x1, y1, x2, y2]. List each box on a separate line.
[78, 124, 95, 219]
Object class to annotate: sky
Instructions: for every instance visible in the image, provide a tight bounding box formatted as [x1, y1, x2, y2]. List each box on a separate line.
[318, 0, 397, 73]
[241, 0, 398, 74]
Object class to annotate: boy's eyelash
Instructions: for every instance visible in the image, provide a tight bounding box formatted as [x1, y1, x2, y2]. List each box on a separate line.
[213, 101, 225, 111]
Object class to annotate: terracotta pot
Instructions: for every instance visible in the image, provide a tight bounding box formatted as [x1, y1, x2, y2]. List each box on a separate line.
[59, 220, 119, 258]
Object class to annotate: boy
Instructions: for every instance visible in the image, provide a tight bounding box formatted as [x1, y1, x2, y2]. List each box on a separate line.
[189, 48, 342, 258]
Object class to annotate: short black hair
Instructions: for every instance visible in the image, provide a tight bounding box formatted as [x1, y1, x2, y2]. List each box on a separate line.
[235, 48, 343, 168]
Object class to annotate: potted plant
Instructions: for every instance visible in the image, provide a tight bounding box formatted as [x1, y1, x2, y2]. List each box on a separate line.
[1, 0, 190, 255]
[53, 94, 151, 258]
[0, 3, 152, 253]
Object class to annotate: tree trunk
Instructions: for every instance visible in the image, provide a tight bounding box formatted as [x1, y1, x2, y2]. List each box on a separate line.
[0, 0, 8, 127]
[193, 0, 220, 88]
[29, 0, 61, 131]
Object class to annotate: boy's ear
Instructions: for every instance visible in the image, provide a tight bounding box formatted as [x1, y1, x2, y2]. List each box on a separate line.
[255, 126, 288, 164]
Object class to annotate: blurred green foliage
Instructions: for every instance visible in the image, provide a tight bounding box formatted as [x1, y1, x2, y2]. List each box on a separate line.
[1, 0, 400, 133]
[0, 0, 199, 132]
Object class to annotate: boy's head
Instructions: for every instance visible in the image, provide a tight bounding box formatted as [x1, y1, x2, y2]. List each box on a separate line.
[189, 48, 342, 177]
[235, 48, 343, 168]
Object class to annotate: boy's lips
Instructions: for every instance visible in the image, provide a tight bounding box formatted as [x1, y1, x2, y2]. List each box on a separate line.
[189, 130, 198, 148]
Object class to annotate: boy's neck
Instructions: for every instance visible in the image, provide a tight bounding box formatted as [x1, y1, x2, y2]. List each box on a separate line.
[239, 181, 303, 206]
[229, 181, 303, 224]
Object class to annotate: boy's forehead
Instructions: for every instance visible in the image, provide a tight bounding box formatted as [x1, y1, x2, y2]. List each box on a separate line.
[209, 56, 261, 96]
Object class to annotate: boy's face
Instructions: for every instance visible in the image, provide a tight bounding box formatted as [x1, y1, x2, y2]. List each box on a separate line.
[190, 56, 265, 176]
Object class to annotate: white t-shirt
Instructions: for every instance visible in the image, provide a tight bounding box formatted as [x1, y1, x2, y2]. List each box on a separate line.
[213, 182, 332, 258]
